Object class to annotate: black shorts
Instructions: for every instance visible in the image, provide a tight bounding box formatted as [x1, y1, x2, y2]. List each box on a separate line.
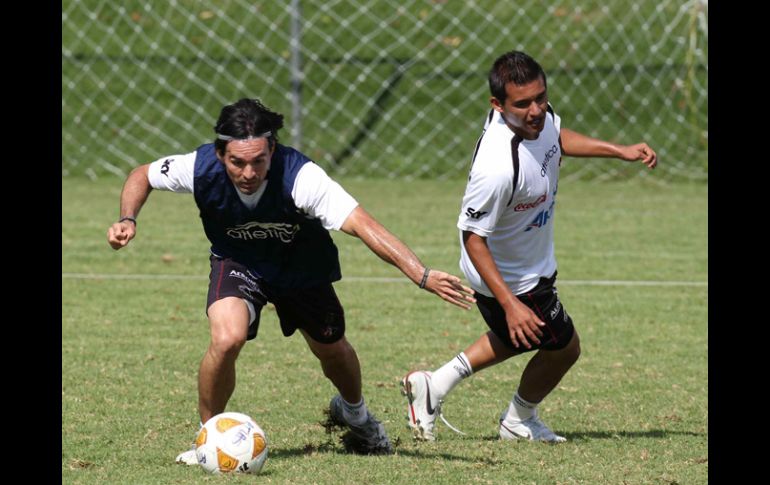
[206, 255, 345, 343]
[475, 272, 574, 352]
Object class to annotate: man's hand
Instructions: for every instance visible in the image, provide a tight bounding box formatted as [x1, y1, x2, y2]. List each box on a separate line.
[107, 220, 136, 250]
[504, 300, 545, 349]
[619, 143, 657, 169]
[421, 270, 476, 310]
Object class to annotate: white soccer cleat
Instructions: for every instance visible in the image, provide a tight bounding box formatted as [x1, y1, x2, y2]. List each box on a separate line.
[498, 409, 567, 443]
[401, 371, 440, 441]
[175, 447, 199, 465]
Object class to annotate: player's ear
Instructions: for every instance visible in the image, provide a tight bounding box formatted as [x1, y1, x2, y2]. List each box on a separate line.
[490, 96, 503, 113]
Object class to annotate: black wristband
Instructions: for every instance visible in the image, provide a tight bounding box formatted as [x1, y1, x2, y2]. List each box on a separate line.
[119, 216, 137, 226]
[419, 267, 430, 289]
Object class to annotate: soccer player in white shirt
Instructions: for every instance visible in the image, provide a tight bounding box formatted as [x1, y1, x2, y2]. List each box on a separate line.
[402, 51, 657, 442]
[106, 98, 475, 458]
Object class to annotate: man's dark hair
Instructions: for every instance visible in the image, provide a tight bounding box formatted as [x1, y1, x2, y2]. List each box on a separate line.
[213, 98, 285, 154]
[488, 51, 547, 104]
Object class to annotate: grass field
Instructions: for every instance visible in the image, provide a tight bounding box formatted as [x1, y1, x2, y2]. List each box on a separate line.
[62, 177, 707, 484]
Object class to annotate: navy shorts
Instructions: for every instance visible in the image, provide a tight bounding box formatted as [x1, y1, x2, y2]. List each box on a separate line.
[475, 272, 574, 352]
[206, 255, 345, 343]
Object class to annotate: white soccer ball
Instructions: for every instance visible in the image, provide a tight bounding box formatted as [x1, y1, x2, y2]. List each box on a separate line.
[194, 412, 268, 474]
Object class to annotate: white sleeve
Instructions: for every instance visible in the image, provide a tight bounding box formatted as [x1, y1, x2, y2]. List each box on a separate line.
[291, 162, 358, 231]
[547, 103, 562, 136]
[551, 106, 562, 133]
[146, 151, 196, 193]
[457, 167, 512, 237]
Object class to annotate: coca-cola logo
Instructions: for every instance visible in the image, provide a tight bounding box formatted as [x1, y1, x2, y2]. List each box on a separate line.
[513, 193, 546, 212]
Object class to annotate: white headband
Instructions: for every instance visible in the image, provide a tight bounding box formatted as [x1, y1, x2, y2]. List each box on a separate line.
[215, 131, 272, 141]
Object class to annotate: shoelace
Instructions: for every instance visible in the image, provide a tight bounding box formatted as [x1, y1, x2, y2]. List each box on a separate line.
[437, 400, 466, 435]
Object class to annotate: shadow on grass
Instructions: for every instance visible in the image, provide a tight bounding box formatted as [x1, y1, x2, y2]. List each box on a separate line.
[475, 429, 705, 442]
[565, 429, 706, 440]
[267, 440, 341, 459]
[268, 436, 501, 464]
[393, 448, 502, 464]
[260, 430, 705, 462]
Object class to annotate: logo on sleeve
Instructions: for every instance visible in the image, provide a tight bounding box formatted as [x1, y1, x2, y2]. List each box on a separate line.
[465, 207, 488, 220]
[160, 158, 173, 176]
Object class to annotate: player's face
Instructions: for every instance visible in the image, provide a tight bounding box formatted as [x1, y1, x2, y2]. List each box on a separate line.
[491, 77, 548, 140]
[218, 138, 274, 194]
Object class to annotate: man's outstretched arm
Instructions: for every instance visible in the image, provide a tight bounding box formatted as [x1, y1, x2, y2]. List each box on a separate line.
[340, 206, 475, 309]
[107, 164, 153, 250]
[560, 128, 657, 169]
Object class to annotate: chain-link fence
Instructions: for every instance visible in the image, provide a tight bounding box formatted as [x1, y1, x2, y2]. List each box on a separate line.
[62, 0, 707, 182]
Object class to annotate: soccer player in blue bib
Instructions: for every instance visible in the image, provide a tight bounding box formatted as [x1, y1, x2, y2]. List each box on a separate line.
[401, 51, 657, 443]
[107, 98, 475, 458]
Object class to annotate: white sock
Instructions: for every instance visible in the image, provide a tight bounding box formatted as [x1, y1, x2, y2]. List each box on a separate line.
[504, 391, 539, 422]
[341, 397, 368, 425]
[431, 352, 473, 401]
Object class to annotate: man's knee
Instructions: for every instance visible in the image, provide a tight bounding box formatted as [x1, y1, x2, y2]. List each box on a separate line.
[544, 330, 580, 365]
[559, 331, 581, 364]
[208, 301, 249, 357]
[209, 328, 246, 356]
[208, 323, 246, 361]
[314, 336, 354, 363]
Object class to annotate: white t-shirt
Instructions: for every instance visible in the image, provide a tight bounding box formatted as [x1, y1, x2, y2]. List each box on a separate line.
[457, 108, 562, 297]
[146, 150, 358, 231]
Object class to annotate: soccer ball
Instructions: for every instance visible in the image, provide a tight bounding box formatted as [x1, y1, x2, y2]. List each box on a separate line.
[194, 412, 268, 474]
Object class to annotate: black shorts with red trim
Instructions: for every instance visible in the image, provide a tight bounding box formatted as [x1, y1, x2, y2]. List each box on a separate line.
[207, 255, 345, 343]
[475, 272, 574, 351]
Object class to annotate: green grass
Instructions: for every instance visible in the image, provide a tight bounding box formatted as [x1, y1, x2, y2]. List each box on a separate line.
[62, 177, 707, 484]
